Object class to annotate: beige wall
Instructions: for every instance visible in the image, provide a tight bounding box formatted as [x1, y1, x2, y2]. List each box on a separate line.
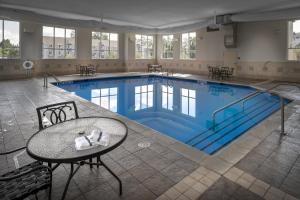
[157, 21, 300, 81]
[1, 18, 300, 81]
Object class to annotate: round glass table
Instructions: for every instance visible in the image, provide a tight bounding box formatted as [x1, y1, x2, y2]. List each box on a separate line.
[26, 117, 128, 200]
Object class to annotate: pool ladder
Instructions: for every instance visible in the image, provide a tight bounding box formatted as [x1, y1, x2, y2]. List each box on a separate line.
[43, 73, 61, 88]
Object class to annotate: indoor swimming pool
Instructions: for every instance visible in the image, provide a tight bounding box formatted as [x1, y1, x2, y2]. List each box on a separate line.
[55, 75, 283, 154]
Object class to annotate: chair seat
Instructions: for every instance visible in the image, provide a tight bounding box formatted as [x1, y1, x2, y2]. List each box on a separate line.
[0, 161, 51, 200]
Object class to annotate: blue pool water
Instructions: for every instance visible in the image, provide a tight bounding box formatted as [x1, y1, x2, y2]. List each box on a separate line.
[56, 75, 282, 154]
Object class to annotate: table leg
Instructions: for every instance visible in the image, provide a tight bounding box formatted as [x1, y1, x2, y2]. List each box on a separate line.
[99, 157, 122, 195]
[89, 158, 93, 169]
[61, 163, 81, 200]
[97, 156, 100, 168]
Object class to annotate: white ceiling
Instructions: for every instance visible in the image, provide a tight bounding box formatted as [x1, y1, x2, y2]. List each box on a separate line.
[0, 0, 300, 29]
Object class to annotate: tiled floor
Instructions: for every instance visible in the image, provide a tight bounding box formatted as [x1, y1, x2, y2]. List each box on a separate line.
[0, 73, 300, 200]
[235, 105, 300, 198]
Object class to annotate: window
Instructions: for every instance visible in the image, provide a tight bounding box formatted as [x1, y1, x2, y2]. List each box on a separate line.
[288, 20, 300, 60]
[135, 85, 153, 111]
[162, 35, 174, 59]
[162, 85, 173, 110]
[42, 26, 76, 59]
[91, 88, 118, 112]
[92, 32, 119, 59]
[181, 88, 196, 117]
[0, 20, 20, 59]
[135, 34, 154, 59]
[180, 32, 196, 59]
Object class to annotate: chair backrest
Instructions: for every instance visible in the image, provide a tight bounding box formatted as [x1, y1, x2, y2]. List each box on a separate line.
[36, 101, 79, 130]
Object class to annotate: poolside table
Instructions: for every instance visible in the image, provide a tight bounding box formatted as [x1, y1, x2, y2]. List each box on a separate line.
[26, 117, 128, 200]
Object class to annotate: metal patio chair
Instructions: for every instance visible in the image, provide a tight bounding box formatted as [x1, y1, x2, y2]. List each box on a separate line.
[36, 101, 96, 168]
[36, 101, 79, 130]
[0, 147, 52, 200]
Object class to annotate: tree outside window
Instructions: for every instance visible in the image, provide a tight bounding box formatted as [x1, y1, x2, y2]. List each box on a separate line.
[0, 20, 20, 59]
[135, 34, 154, 59]
[180, 32, 196, 59]
[162, 35, 174, 59]
[42, 26, 76, 59]
[92, 32, 119, 59]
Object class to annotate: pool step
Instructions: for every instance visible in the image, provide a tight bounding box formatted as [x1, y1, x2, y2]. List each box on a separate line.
[187, 98, 280, 155]
[186, 97, 274, 145]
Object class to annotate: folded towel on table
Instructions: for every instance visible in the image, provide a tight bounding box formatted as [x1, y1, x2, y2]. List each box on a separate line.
[75, 129, 110, 151]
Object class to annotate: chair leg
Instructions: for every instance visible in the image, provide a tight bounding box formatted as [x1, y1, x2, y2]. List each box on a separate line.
[35, 194, 38, 200]
[48, 183, 52, 200]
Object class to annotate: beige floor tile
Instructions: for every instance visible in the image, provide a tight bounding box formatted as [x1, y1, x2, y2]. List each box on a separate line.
[236, 173, 256, 189]
[249, 179, 270, 197]
[199, 176, 215, 187]
[218, 145, 250, 164]
[184, 188, 202, 200]
[195, 167, 210, 176]
[174, 181, 190, 193]
[206, 170, 221, 181]
[156, 194, 170, 200]
[192, 182, 207, 193]
[189, 171, 204, 181]
[176, 194, 190, 200]
[165, 187, 181, 200]
[224, 167, 244, 182]
[182, 176, 197, 187]
[203, 157, 233, 174]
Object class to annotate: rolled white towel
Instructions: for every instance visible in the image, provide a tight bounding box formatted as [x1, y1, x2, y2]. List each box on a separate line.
[90, 129, 110, 147]
[75, 129, 110, 151]
[75, 136, 93, 150]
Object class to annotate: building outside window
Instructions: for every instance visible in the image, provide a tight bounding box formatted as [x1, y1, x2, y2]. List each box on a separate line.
[288, 20, 300, 61]
[135, 85, 153, 111]
[162, 34, 174, 59]
[91, 87, 118, 112]
[181, 88, 196, 117]
[135, 34, 154, 59]
[92, 32, 119, 59]
[162, 85, 173, 110]
[42, 26, 76, 59]
[0, 20, 20, 59]
[180, 32, 196, 59]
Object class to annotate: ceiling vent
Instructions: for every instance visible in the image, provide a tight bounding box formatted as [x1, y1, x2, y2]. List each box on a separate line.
[216, 14, 233, 25]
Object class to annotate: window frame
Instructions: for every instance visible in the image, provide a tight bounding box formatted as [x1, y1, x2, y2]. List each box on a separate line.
[0, 19, 21, 59]
[91, 32, 119, 59]
[180, 32, 196, 60]
[135, 34, 154, 59]
[42, 25, 77, 59]
[161, 34, 174, 59]
[287, 20, 300, 61]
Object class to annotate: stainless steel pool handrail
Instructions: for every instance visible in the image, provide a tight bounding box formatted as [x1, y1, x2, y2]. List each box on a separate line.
[186, 97, 277, 145]
[241, 83, 300, 112]
[212, 82, 300, 135]
[211, 91, 260, 127]
[43, 73, 61, 88]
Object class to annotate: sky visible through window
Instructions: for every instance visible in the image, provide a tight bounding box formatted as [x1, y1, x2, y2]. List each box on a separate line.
[293, 20, 300, 33]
